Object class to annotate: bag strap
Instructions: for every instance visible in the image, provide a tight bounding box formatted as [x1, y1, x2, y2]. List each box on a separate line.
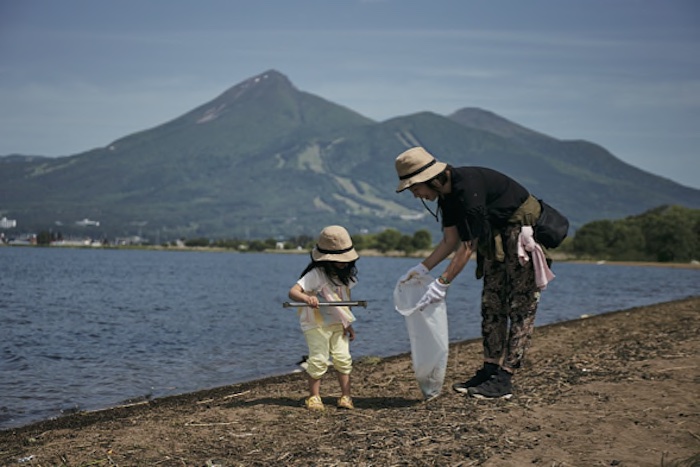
[509, 195, 541, 226]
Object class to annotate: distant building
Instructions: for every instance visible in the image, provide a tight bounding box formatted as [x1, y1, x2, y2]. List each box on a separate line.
[116, 236, 145, 246]
[76, 218, 100, 227]
[0, 217, 17, 229]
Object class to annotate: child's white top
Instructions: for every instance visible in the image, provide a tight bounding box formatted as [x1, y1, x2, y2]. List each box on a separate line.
[296, 268, 357, 331]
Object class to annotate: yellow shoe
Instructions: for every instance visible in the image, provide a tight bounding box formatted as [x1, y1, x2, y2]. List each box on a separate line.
[305, 395, 325, 411]
[337, 395, 354, 410]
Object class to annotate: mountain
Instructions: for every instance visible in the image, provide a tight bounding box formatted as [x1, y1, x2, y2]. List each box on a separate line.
[1, 69, 699, 242]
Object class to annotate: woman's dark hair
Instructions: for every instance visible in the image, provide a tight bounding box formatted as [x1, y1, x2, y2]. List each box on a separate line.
[427, 164, 450, 189]
[299, 259, 358, 286]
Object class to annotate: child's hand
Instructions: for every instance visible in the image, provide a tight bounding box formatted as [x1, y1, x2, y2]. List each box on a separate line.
[306, 295, 319, 308]
[344, 325, 355, 341]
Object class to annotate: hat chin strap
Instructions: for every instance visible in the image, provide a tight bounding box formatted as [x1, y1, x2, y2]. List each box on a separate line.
[420, 198, 440, 222]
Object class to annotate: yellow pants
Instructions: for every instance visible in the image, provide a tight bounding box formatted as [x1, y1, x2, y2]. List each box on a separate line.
[303, 323, 352, 379]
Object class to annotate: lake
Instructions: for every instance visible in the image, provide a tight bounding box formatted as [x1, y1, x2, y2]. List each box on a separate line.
[1, 247, 698, 429]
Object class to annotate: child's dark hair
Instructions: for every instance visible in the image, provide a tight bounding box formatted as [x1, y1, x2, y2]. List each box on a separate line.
[300, 259, 358, 286]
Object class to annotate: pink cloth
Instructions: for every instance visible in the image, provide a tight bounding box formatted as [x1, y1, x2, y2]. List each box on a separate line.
[517, 226, 555, 290]
[320, 286, 354, 329]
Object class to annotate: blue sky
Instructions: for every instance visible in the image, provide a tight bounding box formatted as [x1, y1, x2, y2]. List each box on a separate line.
[1, 0, 698, 188]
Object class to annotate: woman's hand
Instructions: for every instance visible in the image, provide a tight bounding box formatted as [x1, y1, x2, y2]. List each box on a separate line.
[416, 279, 450, 311]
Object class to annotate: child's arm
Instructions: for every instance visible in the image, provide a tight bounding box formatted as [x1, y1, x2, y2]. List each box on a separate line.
[289, 284, 319, 308]
[344, 325, 355, 341]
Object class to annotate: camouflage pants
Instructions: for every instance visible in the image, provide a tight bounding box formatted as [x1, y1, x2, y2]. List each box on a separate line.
[480, 224, 541, 370]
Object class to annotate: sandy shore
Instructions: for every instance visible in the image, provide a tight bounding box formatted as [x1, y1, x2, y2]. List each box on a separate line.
[1, 296, 698, 466]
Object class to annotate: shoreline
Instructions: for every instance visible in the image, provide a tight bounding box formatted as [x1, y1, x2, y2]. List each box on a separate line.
[1, 296, 698, 466]
[4, 243, 699, 270]
[1, 294, 695, 434]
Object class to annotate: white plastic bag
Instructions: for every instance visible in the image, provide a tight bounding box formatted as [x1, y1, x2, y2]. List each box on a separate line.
[393, 274, 449, 399]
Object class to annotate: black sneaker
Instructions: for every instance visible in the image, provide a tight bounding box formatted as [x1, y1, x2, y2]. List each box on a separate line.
[467, 367, 513, 400]
[452, 363, 499, 394]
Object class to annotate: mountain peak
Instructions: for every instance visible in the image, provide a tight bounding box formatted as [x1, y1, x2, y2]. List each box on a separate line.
[448, 107, 553, 141]
[221, 69, 295, 99]
[192, 70, 297, 124]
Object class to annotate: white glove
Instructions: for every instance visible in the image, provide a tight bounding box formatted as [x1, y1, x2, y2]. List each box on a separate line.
[398, 263, 429, 283]
[415, 279, 449, 310]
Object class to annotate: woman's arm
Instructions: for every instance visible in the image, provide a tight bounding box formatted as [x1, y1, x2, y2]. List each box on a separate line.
[439, 238, 476, 284]
[422, 226, 475, 284]
[421, 226, 462, 271]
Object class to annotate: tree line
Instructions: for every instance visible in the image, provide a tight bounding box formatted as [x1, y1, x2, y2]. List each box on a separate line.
[562, 205, 699, 262]
[31, 204, 699, 263]
[183, 205, 699, 263]
[182, 228, 434, 254]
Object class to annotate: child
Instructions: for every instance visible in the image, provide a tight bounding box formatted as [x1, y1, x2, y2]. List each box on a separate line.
[288, 225, 359, 411]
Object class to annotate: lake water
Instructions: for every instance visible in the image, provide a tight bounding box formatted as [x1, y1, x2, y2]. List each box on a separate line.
[1, 247, 698, 429]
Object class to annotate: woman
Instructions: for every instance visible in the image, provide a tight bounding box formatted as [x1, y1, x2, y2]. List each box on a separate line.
[395, 146, 556, 399]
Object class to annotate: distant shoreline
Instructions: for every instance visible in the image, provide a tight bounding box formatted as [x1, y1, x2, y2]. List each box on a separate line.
[3, 242, 698, 269]
[556, 259, 700, 269]
[241, 247, 700, 269]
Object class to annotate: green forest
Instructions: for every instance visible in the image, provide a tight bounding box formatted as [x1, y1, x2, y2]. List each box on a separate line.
[564, 205, 699, 262]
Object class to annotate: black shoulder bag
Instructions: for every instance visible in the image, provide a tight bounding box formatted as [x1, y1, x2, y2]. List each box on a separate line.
[534, 199, 569, 249]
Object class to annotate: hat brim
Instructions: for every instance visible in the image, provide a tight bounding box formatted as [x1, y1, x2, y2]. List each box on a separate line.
[396, 161, 447, 192]
[311, 247, 359, 262]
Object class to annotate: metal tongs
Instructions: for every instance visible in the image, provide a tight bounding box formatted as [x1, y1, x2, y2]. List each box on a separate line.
[282, 301, 368, 308]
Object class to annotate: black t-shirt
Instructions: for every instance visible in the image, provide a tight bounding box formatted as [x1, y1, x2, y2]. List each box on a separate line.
[439, 166, 530, 242]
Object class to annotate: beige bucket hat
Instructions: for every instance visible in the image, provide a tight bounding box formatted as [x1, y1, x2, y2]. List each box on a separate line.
[395, 147, 447, 192]
[311, 225, 359, 262]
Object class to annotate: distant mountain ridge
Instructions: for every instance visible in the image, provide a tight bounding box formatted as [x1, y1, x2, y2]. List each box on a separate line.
[1, 69, 699, 241]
